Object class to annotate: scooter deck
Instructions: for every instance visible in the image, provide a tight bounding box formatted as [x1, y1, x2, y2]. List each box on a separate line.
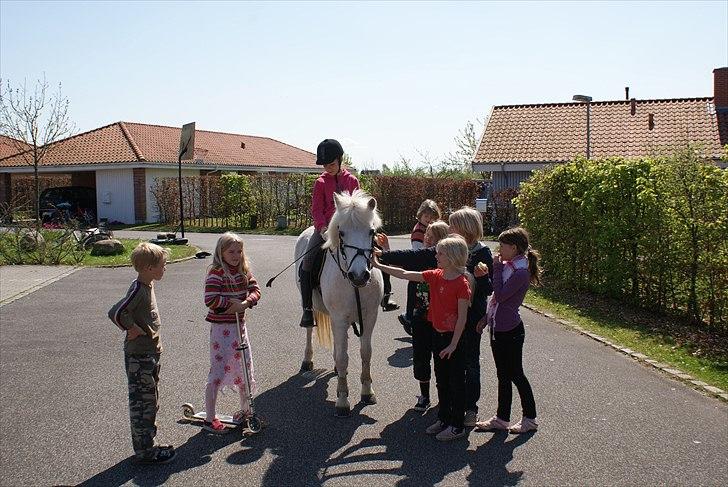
[188, 411, 241, 426]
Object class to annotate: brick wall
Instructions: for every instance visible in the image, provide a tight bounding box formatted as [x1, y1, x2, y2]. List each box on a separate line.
[133, 168, 146, 223]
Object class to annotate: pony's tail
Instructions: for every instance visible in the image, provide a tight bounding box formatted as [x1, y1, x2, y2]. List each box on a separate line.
[314, 310, 334, 350]
[527, 248, 542, 286]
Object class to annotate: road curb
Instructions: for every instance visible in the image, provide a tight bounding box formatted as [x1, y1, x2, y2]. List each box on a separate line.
[0, 266, 81, 308]
[521, 303, 728, 403]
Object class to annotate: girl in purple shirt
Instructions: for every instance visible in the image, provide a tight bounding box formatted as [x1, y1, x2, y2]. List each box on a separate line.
[475, 227, 542, 434]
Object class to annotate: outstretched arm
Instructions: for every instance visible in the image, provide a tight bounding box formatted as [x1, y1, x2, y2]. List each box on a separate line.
[373, 257, 425, 282]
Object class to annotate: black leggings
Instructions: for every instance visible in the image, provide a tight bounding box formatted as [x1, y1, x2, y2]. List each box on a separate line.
[490, 322, 536, 421]
[432, 331, 466, 428]
[412, 317, 433, 382]
[302, 230, 325, 272]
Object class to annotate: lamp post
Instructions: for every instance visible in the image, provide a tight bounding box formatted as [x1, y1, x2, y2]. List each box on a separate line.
[572, 94, 592, 159]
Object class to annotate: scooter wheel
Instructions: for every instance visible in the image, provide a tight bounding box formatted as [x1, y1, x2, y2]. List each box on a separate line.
[247, 416, 262, 433]
[182, 403, 195, 419]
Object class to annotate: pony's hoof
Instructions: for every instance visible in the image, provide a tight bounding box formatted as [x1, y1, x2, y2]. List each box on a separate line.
[335, 406, 351, 417]
[361, 394, 377, 405]
[300, 361, 313, 373]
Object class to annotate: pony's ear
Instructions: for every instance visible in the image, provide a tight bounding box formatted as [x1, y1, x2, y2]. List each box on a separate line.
[333, 192, 344, 209]
[367, 197, 376, 211]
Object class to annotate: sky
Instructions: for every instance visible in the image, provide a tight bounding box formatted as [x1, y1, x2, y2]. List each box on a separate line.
[1, 1, 726, 170]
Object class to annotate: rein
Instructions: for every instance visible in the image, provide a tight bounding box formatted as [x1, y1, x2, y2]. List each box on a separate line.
[328, 230, 376, 337]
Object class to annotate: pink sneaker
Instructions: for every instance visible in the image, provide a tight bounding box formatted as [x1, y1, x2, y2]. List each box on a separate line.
[475, 415, 510, 431]
[508, 417, 538, 434]
[203, 418, 229, 434]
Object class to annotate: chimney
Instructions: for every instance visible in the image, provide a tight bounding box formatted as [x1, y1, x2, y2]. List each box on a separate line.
[630, 98, 636, 116]
[715, 67, 728, 108]
[625, 87, 629, 100]
[648, 113, 655, 130]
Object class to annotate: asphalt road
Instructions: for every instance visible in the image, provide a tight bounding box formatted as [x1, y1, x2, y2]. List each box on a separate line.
[0, 231, 726, 486]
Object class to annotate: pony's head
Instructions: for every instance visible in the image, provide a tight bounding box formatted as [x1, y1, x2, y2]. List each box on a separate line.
[323, 189, 382, 287]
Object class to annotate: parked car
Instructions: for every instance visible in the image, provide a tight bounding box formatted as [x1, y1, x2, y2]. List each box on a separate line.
[40, 186, 97, 226]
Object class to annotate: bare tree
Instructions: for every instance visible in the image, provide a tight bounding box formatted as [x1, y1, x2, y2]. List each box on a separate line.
[0, 75, 74, 227]
[440, 117, 485, 174]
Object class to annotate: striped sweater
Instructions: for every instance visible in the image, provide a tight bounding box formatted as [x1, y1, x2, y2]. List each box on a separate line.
[204, 266, 261, 324]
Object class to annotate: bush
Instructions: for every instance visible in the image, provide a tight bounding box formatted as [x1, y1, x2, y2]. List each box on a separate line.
[515, 148, 728, 329]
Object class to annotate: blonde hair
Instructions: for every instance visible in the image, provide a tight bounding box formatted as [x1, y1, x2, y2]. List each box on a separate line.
[448, 206, 483, 245]
[130, 242, 169, 272]
[211, 232, 250, 278]
[436, 234, 475, 299]
[416, 199, 442, 220]
[425, 220, 449, 246]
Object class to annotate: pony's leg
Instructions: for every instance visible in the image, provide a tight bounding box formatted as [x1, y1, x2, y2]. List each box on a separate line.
[360, 322, 377, 405]
[333, 322, 350, 416]
[300, 327, 314, 373]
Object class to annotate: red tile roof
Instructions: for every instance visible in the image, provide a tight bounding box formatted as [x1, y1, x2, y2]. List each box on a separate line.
[0, 122, 317, 170]
[0, 135, 31, 160]
[473, 98, 727, 165]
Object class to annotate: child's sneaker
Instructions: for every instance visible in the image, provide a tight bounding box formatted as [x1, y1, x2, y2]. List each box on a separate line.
[463, 410, 478, 427]
[413, 395, 430, 411]
[425, 420, 447, 435]
[509, 417, 538, 434]
[203, 417, 229, 434]
[133, 446, 176, 464]
[397, 313, 413, 336]
[435, 426, 467, 441]
[475, 415, 510, 431]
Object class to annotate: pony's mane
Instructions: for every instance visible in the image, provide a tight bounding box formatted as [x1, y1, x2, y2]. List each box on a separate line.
[323, 189, 382, 249]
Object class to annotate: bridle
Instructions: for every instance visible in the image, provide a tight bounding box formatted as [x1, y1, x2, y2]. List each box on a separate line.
[328, 227, 376, 338]
[330, 228, 375, 285]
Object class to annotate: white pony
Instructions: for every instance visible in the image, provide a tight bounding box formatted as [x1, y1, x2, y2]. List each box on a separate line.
[294, 190, 384, 416]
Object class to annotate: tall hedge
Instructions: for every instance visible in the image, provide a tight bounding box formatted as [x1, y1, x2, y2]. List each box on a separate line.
[515, 149, 728, 328]
[150, 173, 479, 234]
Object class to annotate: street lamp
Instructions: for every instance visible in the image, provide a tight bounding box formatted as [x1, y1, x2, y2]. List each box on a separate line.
[572, 94, 592, 159]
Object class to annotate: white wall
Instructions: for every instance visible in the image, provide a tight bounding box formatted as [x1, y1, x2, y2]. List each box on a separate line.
[96, 169, 135, 224]
[145, 168, 200, 223]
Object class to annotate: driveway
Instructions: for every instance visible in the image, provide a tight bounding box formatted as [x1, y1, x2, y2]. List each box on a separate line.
[0, 231, 725, 486]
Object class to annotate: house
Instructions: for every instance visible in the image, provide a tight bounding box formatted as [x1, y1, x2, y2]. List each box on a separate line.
[472, 67, 728, 191]
[0, 122, 319, 223]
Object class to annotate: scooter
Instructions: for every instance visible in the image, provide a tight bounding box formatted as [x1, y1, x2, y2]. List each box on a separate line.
[181, 312, 262, 434]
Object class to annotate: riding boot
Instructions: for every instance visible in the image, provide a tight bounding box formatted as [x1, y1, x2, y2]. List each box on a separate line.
[299, 270, 315, 328]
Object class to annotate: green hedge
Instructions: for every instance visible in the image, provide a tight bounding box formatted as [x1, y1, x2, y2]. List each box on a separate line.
[150, 173, 479, 234]
[515, 148, 728, 329]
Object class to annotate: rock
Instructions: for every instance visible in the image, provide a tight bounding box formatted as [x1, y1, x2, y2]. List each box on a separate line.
[19, 229, 45, 252]
[90, 239, 125, 256]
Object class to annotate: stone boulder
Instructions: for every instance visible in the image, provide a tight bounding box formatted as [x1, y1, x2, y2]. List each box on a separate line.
[19, 229, 45, 252]
[90, 239, 125, 256]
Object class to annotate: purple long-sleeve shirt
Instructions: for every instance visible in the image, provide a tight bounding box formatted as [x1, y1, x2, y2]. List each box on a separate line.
[492, 260, 530, 332]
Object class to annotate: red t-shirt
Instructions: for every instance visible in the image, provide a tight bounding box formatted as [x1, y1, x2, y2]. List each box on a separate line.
[422, 269, 472, 332]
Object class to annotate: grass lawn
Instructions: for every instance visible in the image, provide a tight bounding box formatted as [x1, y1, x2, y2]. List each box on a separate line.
[525, 286, 728, 392]
[82, 238, 199, 267]
[122, 222, 305, 236]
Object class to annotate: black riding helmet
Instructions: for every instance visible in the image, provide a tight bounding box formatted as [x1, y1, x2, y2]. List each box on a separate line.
[315, 139, 344, 166]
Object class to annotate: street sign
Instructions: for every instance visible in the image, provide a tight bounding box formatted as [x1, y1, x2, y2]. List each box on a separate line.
[179, 122, 195, 160]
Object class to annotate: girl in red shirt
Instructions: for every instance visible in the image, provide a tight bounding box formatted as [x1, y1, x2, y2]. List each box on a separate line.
[375, 235, 473, 441]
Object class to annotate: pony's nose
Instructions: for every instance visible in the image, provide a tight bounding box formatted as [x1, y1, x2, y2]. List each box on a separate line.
[348, 270, 370, 287]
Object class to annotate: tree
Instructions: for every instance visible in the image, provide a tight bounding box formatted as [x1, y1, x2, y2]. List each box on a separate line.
[0, 75, 74, 227]
[438, 117, 485, 177]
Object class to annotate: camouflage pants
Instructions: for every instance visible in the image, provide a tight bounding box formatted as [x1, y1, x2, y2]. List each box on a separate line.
[125, 353, 161, 456]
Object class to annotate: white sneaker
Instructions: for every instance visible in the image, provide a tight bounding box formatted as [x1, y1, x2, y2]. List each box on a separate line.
[436, 426, 467, 441]
[475, 415, 510, 431]
[509, 417, 538, 434]
[425, 420, 447, 435]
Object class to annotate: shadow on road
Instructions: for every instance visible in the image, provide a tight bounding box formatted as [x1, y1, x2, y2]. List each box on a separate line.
[387, 336, 413, 368]
[316, 410, 533, 486]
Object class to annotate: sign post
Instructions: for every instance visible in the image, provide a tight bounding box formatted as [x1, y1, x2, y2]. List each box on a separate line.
[178, 122, 195, 238]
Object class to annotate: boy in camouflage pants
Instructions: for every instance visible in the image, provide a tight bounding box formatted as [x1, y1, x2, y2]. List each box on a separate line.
[108, 242, 175, 464]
